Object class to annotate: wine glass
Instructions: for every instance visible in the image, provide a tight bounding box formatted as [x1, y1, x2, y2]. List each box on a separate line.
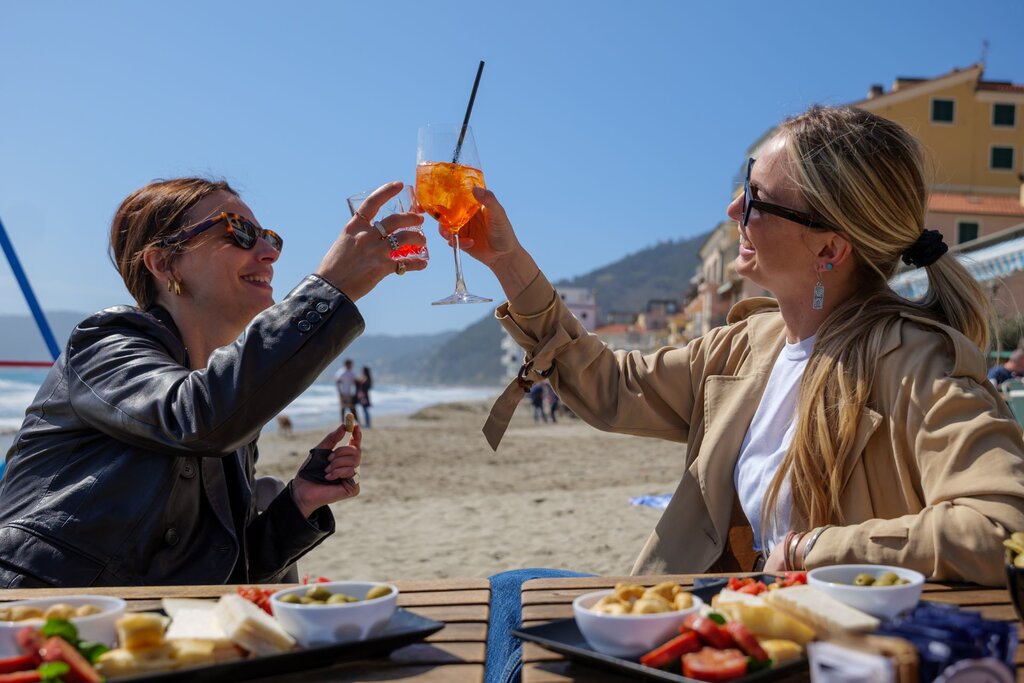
[346, 187, 429, 262]
[415, 124, 492, 305]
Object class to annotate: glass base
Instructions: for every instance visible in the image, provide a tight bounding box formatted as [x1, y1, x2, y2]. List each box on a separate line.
[432, 291, 494, 305]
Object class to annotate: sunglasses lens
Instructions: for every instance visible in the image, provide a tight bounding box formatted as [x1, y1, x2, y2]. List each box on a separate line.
[226, 217, 257, 249]
[264, 231, 283, 252]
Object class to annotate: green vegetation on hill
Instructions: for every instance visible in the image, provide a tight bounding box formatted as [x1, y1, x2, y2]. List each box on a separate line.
[554, 231, 710, 314]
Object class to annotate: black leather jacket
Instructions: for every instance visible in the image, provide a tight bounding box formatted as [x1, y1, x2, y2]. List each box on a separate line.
[0, 275, 363, 587]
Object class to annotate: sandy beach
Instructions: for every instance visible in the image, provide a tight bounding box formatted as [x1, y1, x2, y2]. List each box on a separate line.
[255, 399, 683, 582]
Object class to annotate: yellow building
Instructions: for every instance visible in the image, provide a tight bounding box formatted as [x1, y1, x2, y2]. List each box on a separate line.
[856, 64, 1024, 244]
[688, 64, 1024, 335]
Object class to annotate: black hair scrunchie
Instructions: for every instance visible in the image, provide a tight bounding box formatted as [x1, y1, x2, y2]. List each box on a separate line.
[901, 229, 948, 268]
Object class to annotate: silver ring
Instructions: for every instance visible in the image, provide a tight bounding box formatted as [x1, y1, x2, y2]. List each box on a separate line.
[372, 221, 388, 241]
[387, 234, 400, 251]
[395, 261, 407, 276]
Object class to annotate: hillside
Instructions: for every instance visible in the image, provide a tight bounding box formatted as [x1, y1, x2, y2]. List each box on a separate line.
[408, 229, 713, 385]
[554, 232, 709, 313]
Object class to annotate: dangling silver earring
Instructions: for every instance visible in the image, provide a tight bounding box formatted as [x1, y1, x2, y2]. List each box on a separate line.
[812, 263, 831, 310]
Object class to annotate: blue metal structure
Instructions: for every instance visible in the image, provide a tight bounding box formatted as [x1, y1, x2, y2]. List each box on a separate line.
[0, 216, 60, 360]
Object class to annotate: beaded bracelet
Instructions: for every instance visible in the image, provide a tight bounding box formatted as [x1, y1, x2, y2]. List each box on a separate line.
[801, 524, 833, 569]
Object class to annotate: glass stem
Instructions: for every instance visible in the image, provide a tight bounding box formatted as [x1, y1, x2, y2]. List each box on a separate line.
[452, 232, 468, 295]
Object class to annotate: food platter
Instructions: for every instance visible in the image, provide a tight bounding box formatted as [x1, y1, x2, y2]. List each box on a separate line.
[115, 608, 443, 683]
[513, 579, 809, 683]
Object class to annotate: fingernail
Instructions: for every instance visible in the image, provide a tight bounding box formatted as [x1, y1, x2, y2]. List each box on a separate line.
[472, 186, 485, 199]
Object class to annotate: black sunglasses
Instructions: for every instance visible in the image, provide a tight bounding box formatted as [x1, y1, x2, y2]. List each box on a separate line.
[161, 212, 283, 252]
[743, 158, 834, 231]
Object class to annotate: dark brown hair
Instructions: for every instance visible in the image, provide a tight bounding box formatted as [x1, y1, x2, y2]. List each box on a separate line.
[108, 178, 238, 307]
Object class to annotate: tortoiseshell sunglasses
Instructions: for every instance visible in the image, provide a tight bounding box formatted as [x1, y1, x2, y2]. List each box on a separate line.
[161, 212, 283, 252]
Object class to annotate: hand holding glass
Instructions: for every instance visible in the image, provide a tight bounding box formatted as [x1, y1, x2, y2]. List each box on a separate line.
[346, 187, 429, 262]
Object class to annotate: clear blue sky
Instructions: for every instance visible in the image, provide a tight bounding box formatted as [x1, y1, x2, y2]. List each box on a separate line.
[2, 0, 1021, 342]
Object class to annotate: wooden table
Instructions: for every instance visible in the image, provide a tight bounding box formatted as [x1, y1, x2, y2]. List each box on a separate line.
[519, 574, 1024, 682]
[0, 578, 490, 682]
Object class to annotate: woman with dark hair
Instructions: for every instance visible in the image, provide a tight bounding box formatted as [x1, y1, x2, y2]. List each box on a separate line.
[356, 366, 373, 428]
[0, 178, 425, 587]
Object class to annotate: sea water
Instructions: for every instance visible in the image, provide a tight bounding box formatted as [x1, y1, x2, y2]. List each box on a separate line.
[0, 368, 498, 456]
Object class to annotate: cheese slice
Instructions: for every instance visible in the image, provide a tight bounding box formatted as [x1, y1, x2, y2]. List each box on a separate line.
[764, 584, 880, 635]
[116, 612, 170, 650]
[214, 594, 295, 655]
[161, 598, 216, 619]
[165, 608, 233, 648]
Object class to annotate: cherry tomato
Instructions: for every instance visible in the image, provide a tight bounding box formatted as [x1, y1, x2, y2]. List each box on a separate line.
[682, 614, 735, 650]
[723, 622, 769, 663]
[682, 647, 748, 682]
[639, 630, 700, 669]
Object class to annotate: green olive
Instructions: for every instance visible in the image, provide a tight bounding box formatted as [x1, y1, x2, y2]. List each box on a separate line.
[278, 594, 303, 604]
[853, 573, 875, 586]
[327, 593, 357, 604]
[306, 586, 333, 601]
[873, 572, 898, 586]
[894, 578, 910, 585]
[299, 596, 318, 604]
[365, 585, 391, 601]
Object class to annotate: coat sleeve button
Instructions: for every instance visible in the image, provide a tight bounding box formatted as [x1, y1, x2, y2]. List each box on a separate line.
[297, 320, 312, 332]
[164, 528, 180, 546]
[315, 302, 329, 314]
[306, 311, 322, 323]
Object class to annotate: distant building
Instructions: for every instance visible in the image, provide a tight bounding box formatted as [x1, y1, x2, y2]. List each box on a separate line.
[604, 311, 638, 326]
[856, 64, 1024, 246]
[593, 323, 658, 352]
[638, 298, 680, 331]
[557, 287, 599, 331]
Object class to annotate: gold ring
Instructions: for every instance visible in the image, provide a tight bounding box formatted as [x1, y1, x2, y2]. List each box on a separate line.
[355, 210, 373, 224]
[395, 261, 407, 276]
[372, 221, 388, 241]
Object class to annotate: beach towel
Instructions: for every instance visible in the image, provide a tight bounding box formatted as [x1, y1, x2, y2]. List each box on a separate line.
[630, 493, 672, 509]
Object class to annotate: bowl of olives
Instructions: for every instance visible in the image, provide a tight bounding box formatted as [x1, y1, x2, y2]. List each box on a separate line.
[1003, 532, 1024, 622]
[807, 564, 925, 619]
[270, 581, 398, 648]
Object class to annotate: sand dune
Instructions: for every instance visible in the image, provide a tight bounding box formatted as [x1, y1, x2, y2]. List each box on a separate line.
[256, 399, 684, 581]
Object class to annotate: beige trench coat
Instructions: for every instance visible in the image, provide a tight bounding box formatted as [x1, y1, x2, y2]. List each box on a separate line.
[486, 272, 1024, 586]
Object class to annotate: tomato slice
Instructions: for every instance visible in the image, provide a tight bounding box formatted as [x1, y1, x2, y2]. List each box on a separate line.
[0, 671, 42, 683]
[0, 655, 37, 675]
[682, 614, 735, 650]
[38, 637, 102, 683]
[639, 630, 701, 669]
[682, 647, 749, 682]
[782, 571, 807, 587]
[723, 622, 769, 663]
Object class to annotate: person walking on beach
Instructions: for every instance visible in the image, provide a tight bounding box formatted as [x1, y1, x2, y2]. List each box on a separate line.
[544, 382, 560, 423]
[335, 358, 358, 424]
[467, 105, 1024, 586]
[529, 382, 547, 423]
[0, 178, 426, 587]
[355, 366, 373, 428]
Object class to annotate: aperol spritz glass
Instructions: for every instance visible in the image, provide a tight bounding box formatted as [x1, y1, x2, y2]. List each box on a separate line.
[416, 124, 491, 305]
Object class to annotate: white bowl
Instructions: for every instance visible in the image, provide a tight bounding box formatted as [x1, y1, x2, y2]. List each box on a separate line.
[270, 581, 398, 648]
[807, 564, 925, 619]
[572, 589, 704, 659]
[0, 594, 126, 656]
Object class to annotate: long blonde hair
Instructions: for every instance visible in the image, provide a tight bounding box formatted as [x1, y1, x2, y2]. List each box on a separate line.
[761, 106, 993, 534]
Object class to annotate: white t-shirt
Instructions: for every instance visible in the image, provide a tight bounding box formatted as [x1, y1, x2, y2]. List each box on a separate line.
[335, 368, 356, 398]
[733, 334, 815, 553]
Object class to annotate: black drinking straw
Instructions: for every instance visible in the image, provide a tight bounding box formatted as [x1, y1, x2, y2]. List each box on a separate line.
[452, 61, 485, 164]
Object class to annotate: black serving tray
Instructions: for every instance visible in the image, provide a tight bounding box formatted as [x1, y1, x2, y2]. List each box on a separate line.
[118, 607, 444, 683]
[513, 578, 808, 683]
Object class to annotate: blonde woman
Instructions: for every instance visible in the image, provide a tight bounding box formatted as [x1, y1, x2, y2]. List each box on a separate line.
[464, 106, 1024, 586]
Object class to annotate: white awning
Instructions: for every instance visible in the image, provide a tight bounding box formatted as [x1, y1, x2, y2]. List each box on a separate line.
[889, 234, 1024, 299]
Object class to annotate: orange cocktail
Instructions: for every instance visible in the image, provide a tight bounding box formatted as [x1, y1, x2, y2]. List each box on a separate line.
[414, 162, 485, 231]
